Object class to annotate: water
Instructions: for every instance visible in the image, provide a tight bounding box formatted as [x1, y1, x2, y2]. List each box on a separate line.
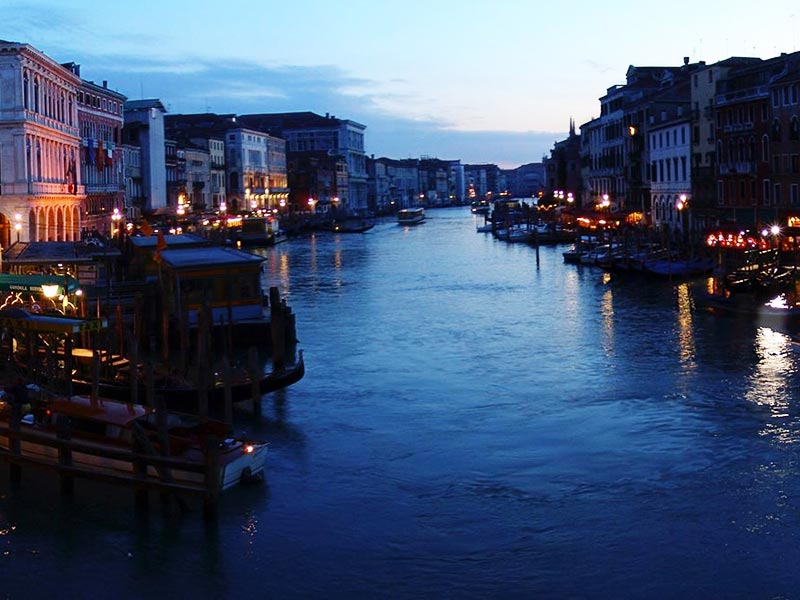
[4, 207, 800, 598]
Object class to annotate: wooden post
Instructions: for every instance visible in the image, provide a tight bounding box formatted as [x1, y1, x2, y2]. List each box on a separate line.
[248, 347, 261, 416]
[222, 356, 233, 426]
[56, 414, 73, 496]
[203, 434, 220, 521]
[132, 435, 149, 513]
[9, 402, 21, 483]
[64, 334, 74, 397]
[129, 332, 139, 405]
[91, 347, 100, 402]
[269, 287, 285, 371]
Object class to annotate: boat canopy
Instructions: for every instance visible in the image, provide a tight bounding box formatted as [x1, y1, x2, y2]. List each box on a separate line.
[0, 274, 80, 294]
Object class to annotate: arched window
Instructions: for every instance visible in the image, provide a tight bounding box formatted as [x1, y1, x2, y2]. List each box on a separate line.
[773, 119, 782, 141]
[23, 71, 29, 109]
[33, 77, 40, 112]
[790, 116, 800, 141]
[762, 135, 771, 163]
[738, 138, 746, 162]
[749, 136, 756, 161]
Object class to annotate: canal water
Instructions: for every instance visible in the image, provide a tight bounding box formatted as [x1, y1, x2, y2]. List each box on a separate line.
[4, 206, 800, 598]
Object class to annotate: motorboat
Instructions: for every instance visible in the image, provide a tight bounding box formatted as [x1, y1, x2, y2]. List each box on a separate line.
[397, 207, 425, 225]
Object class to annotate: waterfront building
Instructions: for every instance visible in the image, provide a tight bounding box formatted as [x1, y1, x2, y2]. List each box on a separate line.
[418, 157, 464, 206]
[66, 64, 127, 237]
[689, 58, 761, 231]
[464, 163, 502, 201]
[712, 55, 792, 228]
[123, 144, 143, 218]
[765, 52, 800, 225]
[238, 112, 368, 214]
[181, 145, 211, 212]
[123, 99, 167, 214]
[503, 162, 545, 200]
[544, 119, 582, 206]
[367, 157, 420, 213]
[223, 127, 270, 213]
[648, 108, 692, 233]
[581, 63, 698, 215]
[0, 40, 84, 243]
[165, 113, 289, 214]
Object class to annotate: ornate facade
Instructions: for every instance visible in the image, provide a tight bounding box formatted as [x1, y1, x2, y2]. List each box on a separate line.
[0, 40, 84, 243]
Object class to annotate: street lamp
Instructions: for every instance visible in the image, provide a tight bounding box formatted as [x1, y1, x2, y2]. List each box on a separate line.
[13, 213, 21, 242]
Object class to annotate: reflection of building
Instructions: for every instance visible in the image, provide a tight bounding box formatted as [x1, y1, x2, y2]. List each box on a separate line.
[0, 41, 85, 243]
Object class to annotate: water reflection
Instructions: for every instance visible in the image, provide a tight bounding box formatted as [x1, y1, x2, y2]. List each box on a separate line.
[675, 283, 696, 369]
[748, 327, 798, 443]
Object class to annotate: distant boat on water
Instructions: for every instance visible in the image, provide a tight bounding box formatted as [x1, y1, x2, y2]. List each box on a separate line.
[398, 207, 425, 225]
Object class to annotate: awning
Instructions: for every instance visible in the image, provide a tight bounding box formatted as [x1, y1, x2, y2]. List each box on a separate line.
[0, 274, 80, 294]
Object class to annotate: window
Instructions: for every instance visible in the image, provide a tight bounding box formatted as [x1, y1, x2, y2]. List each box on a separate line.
[763, 179, 772, 206]
[762, 135, 771, 162]
[773, 89, 781, 107]
[792, 183, 799, 206]
[775, 183, 782, 205]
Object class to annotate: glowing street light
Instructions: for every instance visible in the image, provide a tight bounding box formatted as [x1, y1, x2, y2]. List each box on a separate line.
[13, 212, 21, 242]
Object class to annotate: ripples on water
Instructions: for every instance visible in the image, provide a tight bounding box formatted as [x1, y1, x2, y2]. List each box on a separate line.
[5, 207, 800, 597]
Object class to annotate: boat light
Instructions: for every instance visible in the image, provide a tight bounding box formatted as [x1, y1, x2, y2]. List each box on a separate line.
[42, 284, 60, 298]
[244, 444, 255, 454]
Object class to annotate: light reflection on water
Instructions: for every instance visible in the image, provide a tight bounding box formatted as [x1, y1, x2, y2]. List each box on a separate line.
[6, 207, 800, 597]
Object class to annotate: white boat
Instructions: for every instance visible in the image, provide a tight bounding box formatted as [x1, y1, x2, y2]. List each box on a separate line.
[0, 392, 267, 492]
[398, 207, 425, 225]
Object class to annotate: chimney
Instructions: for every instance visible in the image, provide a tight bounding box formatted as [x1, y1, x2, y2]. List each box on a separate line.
[103, 80, 107, 88]
[683, 56, 689, 66]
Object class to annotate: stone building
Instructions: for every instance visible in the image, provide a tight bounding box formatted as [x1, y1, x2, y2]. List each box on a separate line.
[0, 40, 84, 243]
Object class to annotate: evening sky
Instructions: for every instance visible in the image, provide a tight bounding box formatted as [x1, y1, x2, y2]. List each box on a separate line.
[5, 0, 799, 167]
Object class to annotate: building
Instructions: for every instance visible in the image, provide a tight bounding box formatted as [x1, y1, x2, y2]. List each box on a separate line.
[367, 157, 420, 213]
[648, 112, 692, 232]
[65, 64, 127, 237]
[238, 112, 368, 213]
[123, 99, 167, 214]
[543, 119, 581, 206]
[0, 40, 85, 243]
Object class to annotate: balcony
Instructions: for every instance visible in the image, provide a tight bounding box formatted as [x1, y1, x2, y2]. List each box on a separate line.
[722, 123, 754, 133]
[719, 162, 754, 175]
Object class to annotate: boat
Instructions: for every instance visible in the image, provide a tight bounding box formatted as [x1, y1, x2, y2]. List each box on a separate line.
[332, 217, 375, 233]
[691, 289, 800, 327]
[641, 256, 715, 277]
[0, 391, 268, 492]
[64, 351, 305, 413]
[470, 200, 491, 215]
[234, 216, 287, 246]
[397, 207, 425, 225]
[476, 222, 493, 233]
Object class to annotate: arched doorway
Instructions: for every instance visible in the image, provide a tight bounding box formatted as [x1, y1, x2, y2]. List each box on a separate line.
[0, 213, 10, 249]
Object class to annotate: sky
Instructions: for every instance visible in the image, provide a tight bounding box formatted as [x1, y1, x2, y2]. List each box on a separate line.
[5, 0, 800, 168]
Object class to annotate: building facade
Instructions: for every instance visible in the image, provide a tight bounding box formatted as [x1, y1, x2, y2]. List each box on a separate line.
[123, 99, 167, 213]
[68, 64, 127, 237]
[0, 40, 84, 243]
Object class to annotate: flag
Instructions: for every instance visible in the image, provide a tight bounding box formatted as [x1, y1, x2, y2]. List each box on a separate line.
[96, 140, 104, 172]
[87, 139, 94, 165]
